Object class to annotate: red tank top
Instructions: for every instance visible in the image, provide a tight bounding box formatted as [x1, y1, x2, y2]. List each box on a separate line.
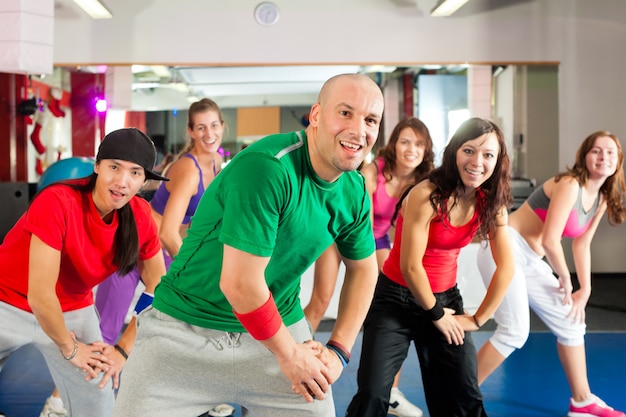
[382, 194, 482, 293]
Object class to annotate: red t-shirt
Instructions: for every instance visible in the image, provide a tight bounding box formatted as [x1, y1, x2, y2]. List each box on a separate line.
[0, 181, 161, 312]
[382, 199, 481, 293]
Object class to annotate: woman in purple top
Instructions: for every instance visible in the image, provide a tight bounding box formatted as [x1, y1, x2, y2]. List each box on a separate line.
[149, 99, 223, 258]
[304, 117, 434, 417]
[477, 131, 626, 417]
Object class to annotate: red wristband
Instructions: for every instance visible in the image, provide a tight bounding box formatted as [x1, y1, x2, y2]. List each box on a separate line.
[233, 293, 282, 341]
[327, 339, 351, 360]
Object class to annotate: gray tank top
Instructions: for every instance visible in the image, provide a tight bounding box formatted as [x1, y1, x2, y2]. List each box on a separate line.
[526, 183, 599, 238]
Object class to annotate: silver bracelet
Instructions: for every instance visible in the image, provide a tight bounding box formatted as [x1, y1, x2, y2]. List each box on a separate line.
[61, 338, 78, 360]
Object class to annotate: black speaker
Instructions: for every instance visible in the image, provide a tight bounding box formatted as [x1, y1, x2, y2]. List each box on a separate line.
[17, 98, 39, 116]
[0, 182, 31, 243]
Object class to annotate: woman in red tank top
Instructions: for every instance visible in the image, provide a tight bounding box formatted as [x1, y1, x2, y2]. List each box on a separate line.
[305, 117, 435, 416]
[346, 117, 515, 417]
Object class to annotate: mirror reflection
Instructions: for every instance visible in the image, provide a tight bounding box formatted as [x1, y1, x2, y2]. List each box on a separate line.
[29, 63, 558, 185]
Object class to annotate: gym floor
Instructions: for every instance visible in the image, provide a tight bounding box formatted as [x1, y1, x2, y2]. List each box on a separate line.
[1, 276, 625, 417]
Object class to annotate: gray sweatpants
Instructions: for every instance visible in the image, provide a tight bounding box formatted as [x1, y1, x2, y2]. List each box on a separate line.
[113, 307, 335, 417]
[0, 301, 115, 417]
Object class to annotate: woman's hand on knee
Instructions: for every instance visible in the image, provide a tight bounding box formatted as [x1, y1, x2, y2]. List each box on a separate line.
[67, 339, 112, 381]
[568, 290, 589, 324]
[558, 276, 574, 305]
[433, 308, 465, 345]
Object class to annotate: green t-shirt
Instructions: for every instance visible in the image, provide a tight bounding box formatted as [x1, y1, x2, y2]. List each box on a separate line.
[153, 130, 375, 331]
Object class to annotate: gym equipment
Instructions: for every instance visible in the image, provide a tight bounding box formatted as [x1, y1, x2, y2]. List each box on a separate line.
[37, 157, 95, 191]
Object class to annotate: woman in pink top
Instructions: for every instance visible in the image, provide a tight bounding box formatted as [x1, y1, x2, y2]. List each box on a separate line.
[304, 117, 434, 417]
[477, 131, 626, 417]
[346, 117, 514, 417]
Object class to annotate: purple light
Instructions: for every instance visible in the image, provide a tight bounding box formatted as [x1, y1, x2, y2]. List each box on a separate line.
[95, 98, 108, 113]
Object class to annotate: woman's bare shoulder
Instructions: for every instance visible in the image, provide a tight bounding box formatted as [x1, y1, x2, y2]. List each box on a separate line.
[544, 175, 578, 197]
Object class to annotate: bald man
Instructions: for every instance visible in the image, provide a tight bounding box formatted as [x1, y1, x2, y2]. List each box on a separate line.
[113, 74, 385, 417]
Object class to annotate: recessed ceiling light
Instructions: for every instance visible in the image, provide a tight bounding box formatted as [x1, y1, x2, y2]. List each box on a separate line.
[72, 0, 112, 19]
[430, 0, 470, 17]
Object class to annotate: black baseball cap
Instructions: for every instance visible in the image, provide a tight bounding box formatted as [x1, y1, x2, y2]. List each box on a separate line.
[96, 128, 169, 181]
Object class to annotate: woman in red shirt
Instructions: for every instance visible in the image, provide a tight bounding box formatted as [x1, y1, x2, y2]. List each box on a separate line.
[0, 128, 167, 417]
[346, 117, 515, 417]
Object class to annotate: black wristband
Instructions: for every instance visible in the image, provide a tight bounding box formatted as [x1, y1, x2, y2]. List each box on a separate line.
[472, 315, 482, 328]
[425, 300, 445, 321]
[326, 344, 348, 367]
[114, 344, 129, 360]
[326, 341, 350, 365]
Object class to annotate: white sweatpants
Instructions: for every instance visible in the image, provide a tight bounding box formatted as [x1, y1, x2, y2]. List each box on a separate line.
[476, 227, 586, 357]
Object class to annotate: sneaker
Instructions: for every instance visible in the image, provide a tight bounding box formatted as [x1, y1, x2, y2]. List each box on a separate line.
[568, 394, 626, 417]
[207, 404, 236, 417]
[39, 397, 68, 417]
[388, 387, 423, 417]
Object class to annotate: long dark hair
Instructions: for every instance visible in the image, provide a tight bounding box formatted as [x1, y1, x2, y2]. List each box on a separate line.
[377, 117, 435, 185]
[395, 117, 512, 240]
[34, 172, 139, 275]
[555, 130, 626, 225]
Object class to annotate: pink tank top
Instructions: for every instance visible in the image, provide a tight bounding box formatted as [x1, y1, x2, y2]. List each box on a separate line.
[526, 184, 599, 238]
[372, 158, 399, 239]
[382, 194, 482, 293]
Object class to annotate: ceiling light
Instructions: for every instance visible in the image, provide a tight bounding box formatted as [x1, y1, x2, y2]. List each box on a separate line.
[430, 0, 470, 17]
[151, 65, 172, 79]
[132, 82, 161, 90]
[131, 65, 151, 74]
[360, 65, 398, 74]
[73, 0, 112, 19]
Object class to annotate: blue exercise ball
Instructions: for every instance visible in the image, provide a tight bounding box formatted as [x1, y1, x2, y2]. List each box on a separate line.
[37, 157, 96, 191]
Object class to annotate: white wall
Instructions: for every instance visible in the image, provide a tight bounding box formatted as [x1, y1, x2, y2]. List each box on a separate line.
[53, 0, 626, 272]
